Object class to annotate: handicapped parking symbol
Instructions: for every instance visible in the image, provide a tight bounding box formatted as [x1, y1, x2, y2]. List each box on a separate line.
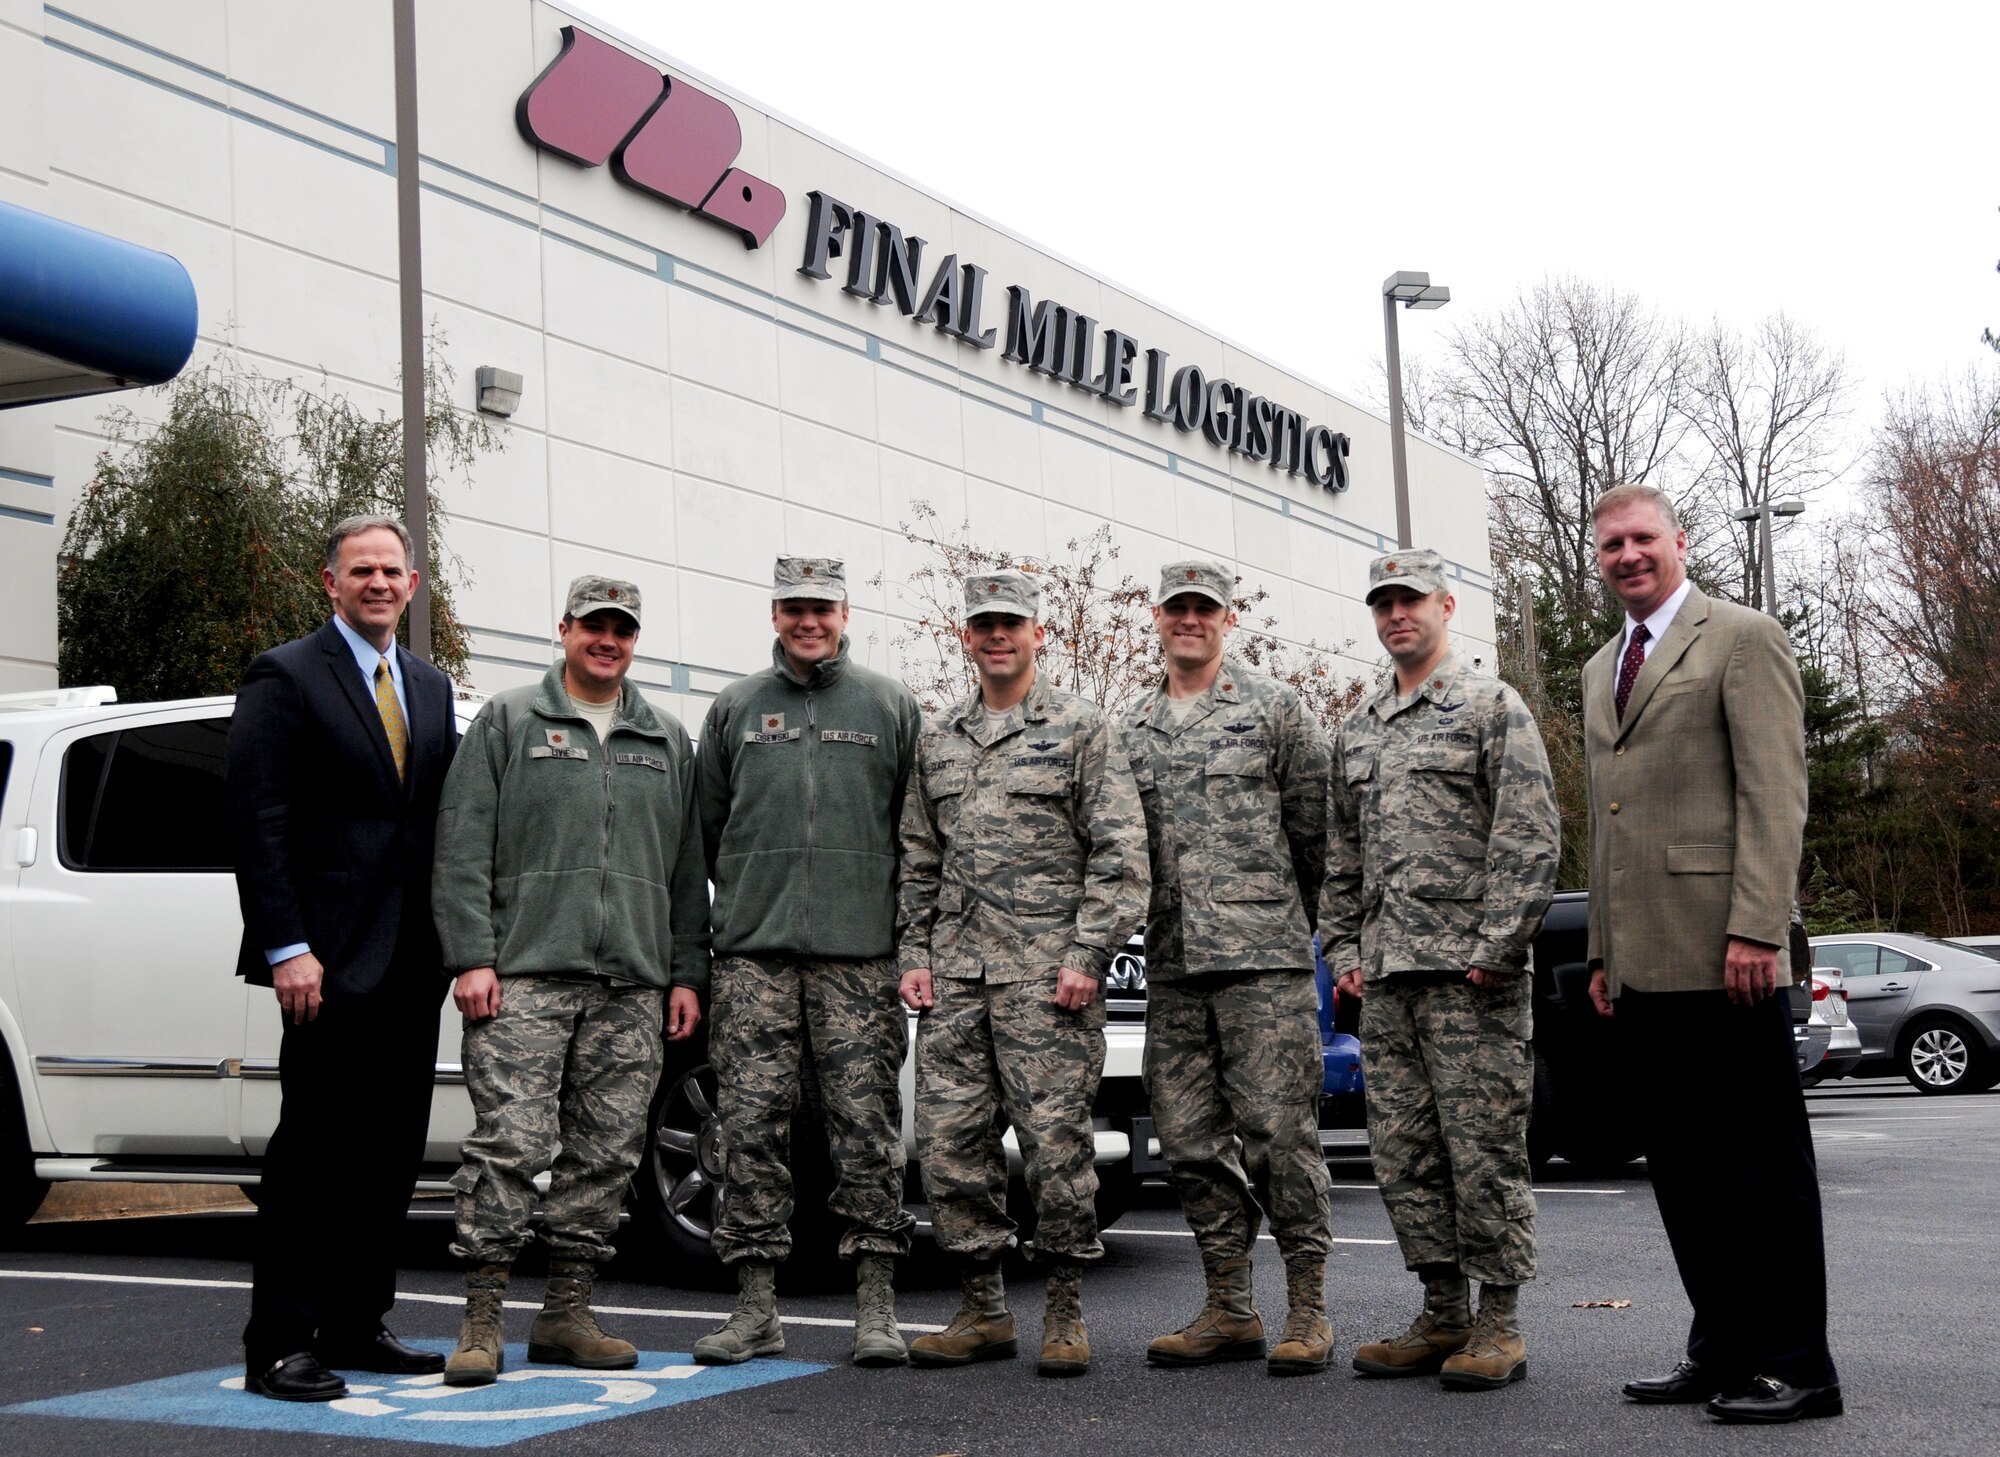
[7, 1343, 829, 1448]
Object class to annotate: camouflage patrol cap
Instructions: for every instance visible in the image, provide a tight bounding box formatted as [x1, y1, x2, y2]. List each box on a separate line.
[773, 556, 846, 602]
[566, 573, 642, 624]
[1156, 559, 1233, 608]
[1365, 548, 1448, 603]
[963, 570, 1041, 619]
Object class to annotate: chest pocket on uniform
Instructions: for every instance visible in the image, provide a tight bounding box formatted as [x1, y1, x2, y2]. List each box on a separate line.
[925, 760, 970, 800]
[1205, 745, 1267, 780]
[1408, 743, 1478, 777]
[1006, 765, 1070, 800]
[1342, 749, 1376, 787]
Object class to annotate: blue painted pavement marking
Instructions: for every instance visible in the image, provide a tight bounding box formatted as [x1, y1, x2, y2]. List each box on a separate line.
[3, 1341, 831, 1449]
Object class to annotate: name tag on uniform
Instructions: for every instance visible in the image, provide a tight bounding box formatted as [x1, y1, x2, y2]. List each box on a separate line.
[529, 746, 590, 760]
[744, 729, 801, 744]
[821, 729, 879, 746]
[616, 752, 668, 771]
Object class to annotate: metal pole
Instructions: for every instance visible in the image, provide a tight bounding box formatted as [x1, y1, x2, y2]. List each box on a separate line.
[1759, 503, 1778, 620]
[392, 0, 431, 661]
[1519, 584, 1541, 705]
[1383, 294, 1412, 550]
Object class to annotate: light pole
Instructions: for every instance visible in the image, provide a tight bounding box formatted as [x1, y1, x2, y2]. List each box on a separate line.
[1729, 497, 1805, 618]
[1382, 270, 1450, 550]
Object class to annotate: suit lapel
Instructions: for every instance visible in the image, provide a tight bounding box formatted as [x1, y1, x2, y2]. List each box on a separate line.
[321, 621, 402, 790]
[1616, 589, 1710, 742]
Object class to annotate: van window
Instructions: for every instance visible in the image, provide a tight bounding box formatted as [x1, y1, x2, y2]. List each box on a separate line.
[0, 741, 12, 820]
[61, 718, 233, 871]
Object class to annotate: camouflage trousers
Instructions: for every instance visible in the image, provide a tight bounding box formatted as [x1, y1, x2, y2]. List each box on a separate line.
[1360, 972, 1536, 1284]
[709, 956, 915, 1265]
[1144, 970, 1332, 1265]
[916, 975, 1106, 1264]
[451, 975, 664, 1267]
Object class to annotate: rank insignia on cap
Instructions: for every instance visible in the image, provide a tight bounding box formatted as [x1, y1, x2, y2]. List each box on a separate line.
[802, 565, 814, 576]
[986, 582, 999, 593]
[1185, 568, 1198, 580]
[606, 587, 620, 599]
[547, 729, 569, 748]
[1383, 561, 1398, 573]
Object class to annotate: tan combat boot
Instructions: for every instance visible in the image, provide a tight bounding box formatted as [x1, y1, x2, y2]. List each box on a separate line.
[443, 1263, 510, 1387]
[1146, 1255, 1266, 1367]
[1440, 1282, 1527, 1390]
[1268, 1257, 1334, 1376]
[693, 1262, 785, 1365]
[1038, 1262, 1089, 1378]
[527, 1260, 638, 1369]
[909, 1261, 1017, 1367]
[851, 1254, 908, 1368]
[1353, 1269, 1472, 1377]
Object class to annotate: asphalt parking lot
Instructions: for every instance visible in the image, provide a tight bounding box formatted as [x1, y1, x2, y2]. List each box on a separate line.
[3, 1077, 1996, 1456]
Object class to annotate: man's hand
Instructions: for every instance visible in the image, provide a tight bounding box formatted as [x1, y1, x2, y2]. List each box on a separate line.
[273, 951, 326, 1025]
[900, 968, 935, 1011]
[666, 986, 701, 1041]
[1054, 967, 1098, 1011]
[1336, 967, 1364, 1002]
[454, 967, 502, 1021]
[1724, 936, 1779, 1006]
[1588, 968, 1615, 1018]
[1467, 966, 1518, 989]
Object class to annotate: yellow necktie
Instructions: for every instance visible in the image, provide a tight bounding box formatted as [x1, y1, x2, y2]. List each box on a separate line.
[375, 655, 409, 781]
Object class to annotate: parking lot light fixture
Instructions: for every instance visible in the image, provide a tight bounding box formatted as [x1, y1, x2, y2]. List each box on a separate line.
[1382, 271, 1451, 550]
[1729, 498, 1808, 617]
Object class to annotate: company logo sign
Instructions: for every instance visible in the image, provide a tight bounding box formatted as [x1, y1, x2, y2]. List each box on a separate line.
[516, 27, 785, 248]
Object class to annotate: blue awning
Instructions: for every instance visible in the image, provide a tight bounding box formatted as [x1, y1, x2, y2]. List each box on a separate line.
[0, 200, 198, 409]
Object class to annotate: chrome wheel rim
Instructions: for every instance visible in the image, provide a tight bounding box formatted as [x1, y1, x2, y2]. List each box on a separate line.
[1910, 1028, 1970, 1088]
[650, 1063, 723, 1241]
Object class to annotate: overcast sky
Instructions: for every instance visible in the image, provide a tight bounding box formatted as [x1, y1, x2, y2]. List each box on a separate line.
[580, 0, 1998, 485]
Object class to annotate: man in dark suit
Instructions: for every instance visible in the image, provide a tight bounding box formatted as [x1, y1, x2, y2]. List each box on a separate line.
[1582, 484, 1840, 1424]
[226, 514, 458, 1401]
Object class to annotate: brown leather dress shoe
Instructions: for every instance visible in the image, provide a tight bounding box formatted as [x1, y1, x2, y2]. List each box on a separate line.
[1623, 1358, 1726, 1404]
[1707, 1376, 1844, 1424]
[316, 1328, 446, 1375]
[244, 1351, 347, 1402]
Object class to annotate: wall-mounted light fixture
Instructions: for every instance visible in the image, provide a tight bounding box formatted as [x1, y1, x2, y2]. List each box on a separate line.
[475, 366, 523, 418]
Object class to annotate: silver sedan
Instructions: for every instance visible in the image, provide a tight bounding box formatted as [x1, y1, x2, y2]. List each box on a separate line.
[1807, 933, 2000, 1095]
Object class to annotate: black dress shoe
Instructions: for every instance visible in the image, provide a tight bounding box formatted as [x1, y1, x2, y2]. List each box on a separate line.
[316, 1328, 447, 1375]
[245, 1351, 347, 1402]
[1623, 1358, 1726, 1404]
[1707, 1375, 1845, 1424]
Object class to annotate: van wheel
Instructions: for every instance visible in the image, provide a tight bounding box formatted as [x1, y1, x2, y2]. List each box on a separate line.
[632, 1034, 840, 1287]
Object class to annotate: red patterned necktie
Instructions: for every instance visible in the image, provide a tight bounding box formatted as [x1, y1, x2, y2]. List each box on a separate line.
[1615, 624, 1650, 721]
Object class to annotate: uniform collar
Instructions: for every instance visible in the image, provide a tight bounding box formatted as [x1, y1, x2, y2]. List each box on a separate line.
[330, 611, 401, 688]
[770, 635, 851, 689]
[1136, 659, 1242, 731]
[531, 662, 666, 739]
[1369, 650, 1466, 720]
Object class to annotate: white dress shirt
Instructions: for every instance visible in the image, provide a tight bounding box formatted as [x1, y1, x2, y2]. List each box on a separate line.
[1620, 578, 1692, 666]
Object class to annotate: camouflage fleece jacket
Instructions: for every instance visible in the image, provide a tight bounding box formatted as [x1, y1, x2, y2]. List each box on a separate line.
[897, 678, 1150, 983]
[1320, 652, 1560, 981]
[433, 664, 711, 991]
[1121, 659, 1330, 981]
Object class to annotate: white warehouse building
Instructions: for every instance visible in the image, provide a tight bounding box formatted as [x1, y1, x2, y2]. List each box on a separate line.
[0, 0, 1494, 715]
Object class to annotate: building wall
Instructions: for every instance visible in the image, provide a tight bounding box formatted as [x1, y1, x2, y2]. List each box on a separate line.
[0, 0, 1496, 717]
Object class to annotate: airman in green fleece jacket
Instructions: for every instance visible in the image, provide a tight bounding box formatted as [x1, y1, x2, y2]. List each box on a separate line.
[692, 556, 923, 1371]
[431, 576, 707, 1388]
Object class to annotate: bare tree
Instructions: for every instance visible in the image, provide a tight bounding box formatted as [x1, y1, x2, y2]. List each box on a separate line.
[1407, 275, 1695, 626]
[1685, 313, 1852, 610]
[875, 503, 1366, 731]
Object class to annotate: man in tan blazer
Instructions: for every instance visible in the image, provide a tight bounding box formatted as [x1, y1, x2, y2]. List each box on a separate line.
[1582, 484, 1840, 1425]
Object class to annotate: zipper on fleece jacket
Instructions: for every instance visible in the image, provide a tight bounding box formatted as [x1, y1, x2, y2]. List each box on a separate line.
[804, 688, 817, 953]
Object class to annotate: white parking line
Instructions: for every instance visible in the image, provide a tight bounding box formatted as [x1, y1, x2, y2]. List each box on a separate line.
[1100, 1229, 1397, 1246]
[0, 1269, 946, 1333]
[1329, 1184, 1628, 1195]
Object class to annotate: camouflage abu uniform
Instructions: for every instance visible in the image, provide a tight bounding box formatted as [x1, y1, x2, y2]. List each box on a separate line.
[1321, 556, 1560, 1288]
[697, 558, 921, 1270]
[1123, 564, 1334, 1276]
[898, 575, 1150, 1265]
[433, 579, 710, 1270]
